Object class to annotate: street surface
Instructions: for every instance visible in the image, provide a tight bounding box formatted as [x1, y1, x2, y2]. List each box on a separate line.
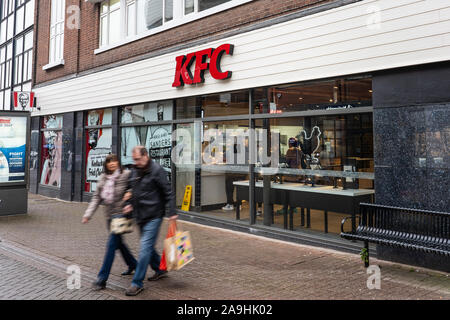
[0, 193, 449, 300]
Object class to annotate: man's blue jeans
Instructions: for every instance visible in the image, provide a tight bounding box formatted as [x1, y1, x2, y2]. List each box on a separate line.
[98, 233, 137, 283]
[132, 217, 163, 288]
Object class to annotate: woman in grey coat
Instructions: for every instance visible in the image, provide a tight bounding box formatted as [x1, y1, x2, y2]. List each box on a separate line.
[82, 154, 137, 290]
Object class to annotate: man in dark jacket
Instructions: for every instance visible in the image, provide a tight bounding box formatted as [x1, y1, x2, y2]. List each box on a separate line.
[124, 146, 177, 296]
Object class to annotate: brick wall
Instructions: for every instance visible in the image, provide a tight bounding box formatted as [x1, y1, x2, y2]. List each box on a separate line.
[34, 0, 335, 86]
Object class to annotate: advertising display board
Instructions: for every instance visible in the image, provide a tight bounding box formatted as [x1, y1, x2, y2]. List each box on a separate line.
[0, 114, 28, 183]
[0, 111, 30, 216]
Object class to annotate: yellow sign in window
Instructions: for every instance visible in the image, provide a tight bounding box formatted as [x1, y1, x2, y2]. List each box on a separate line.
[181, 185, 192, 212]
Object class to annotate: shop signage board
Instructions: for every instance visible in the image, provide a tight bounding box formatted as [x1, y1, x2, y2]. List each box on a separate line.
[0, 111, 30, 216]
[13, 91, 35, 111]
[172, 44, 234, 87]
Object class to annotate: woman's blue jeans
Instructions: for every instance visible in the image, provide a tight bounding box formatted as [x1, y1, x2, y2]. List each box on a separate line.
[97, 233, 137, 283]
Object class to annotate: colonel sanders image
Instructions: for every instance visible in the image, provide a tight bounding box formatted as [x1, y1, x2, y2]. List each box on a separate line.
[40, 130, 62, 187]
[88, 111, 100, 149]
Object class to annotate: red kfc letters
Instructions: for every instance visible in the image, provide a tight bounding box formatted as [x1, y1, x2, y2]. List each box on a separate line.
[172, 44, 234, 87]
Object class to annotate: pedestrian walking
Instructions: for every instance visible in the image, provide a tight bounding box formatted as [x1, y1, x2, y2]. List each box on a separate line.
[123, 146, 178, 296]
[82, 154, 137, 290]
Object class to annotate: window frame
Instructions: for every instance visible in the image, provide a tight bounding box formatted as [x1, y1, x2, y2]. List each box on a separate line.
[100, 0, 123, 47]
[45, 0, 65, 70]
[95, 0, 254, 54]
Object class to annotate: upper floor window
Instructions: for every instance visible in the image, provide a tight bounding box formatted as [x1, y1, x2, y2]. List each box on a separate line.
[135, 0, 173, 33]
[100, 0, 121, 46]
[185, 0, 231, 14]
[49, 0, 65, 64]
[1, 0, 15, 20]
[98, 0, 252, 50]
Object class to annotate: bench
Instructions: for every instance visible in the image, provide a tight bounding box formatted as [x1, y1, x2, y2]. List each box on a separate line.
[341, 203, 450, 267]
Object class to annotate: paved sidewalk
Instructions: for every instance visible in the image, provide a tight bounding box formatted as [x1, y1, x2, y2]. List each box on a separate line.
[0, 193, 449, 300]
[0, 252, 117, 300]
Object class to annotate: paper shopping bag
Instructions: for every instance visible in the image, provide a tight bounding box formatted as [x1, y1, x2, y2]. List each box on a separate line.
[159, 220, 177, 271]
[164, 230, 195, 271]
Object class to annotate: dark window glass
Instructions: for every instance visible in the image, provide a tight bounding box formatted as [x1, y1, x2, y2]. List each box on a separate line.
[267, 78, 372, 113]
[199, 0, 232, 11]
[251, 113, 374, 234]
[176, 90, 249, 119]
[268, 114, 374, 179]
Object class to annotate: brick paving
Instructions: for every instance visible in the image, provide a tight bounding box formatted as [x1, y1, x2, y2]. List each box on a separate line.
[0, 193, 449, 300]
[0, 253, 117, 300]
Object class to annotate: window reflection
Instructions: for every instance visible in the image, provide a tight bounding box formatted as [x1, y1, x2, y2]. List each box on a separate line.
[267, 78, 372, 113]
[176, 90, 249, 119]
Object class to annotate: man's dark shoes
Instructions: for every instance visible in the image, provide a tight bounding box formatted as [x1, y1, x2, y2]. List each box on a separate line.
[121, 267, 135, 276]
[125, 285, 143, 296]
[92, 281, 106, 291]
[147, 270, 168, 281]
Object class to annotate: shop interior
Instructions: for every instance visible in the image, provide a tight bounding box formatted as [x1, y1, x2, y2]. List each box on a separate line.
[174, 77, 374, 235]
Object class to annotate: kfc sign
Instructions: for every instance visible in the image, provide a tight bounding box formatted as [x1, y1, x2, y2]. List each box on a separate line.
[172, 44, 234, 87]
[13, 91, 35, 110]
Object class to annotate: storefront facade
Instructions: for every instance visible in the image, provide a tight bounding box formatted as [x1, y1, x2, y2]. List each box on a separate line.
[30, 0, 450, 270]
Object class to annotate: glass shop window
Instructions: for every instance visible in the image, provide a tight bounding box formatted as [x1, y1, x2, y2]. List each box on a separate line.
[249, 113, 374, 234]
[120, 101, 173, 180]
[40, 115, 63, 187]
[85, 109, 113, 193]
[264, 77, 372, 114]
[176, 90, 249, 119]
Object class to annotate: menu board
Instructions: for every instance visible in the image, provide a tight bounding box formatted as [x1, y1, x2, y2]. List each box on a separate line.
[0, 115, 27, 183]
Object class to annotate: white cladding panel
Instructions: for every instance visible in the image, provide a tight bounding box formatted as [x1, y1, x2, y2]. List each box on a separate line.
[34, 0, 450, 115]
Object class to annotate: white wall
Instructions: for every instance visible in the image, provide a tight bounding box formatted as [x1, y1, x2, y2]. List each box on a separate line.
[34, 0, 450, 115]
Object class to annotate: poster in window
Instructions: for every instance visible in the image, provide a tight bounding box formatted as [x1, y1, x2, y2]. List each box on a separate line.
[121, 101, 173, 167]
[146, 124, 172, 180]
[40, 115, 63, 187]
[85, 109, 112, 192]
